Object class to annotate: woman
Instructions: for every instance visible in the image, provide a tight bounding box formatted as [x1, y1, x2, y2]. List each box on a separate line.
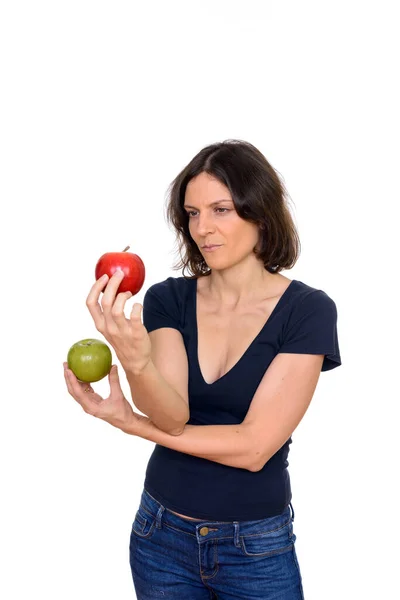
[64, 139, 341, 599]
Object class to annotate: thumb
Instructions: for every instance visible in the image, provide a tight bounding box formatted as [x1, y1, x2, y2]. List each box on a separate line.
[130, 302, 143, 320]
[108, 364, 122, 391]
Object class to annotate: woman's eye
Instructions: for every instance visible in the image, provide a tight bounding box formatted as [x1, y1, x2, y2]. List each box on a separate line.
[186, 208, 229, 217]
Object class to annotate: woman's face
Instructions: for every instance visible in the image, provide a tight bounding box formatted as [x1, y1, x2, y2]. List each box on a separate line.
[184, 172, 261, 269]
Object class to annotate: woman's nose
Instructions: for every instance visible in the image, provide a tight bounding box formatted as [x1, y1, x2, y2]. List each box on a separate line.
[196, 213, 215, 235]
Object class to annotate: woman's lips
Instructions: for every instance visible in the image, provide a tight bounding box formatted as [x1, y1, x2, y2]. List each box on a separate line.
[202, 245, 221, 252]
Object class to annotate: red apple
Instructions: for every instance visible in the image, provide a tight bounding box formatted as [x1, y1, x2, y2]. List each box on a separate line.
[95, 246, 145, 295]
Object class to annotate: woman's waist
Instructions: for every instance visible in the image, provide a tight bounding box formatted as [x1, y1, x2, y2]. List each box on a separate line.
[143, 445, 291, 520]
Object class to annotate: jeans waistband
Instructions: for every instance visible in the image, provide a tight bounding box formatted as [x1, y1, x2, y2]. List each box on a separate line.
[138, 488, 294, 543]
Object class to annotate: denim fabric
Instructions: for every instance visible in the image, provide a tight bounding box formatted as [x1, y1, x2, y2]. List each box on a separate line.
[129, 488, 305, 599]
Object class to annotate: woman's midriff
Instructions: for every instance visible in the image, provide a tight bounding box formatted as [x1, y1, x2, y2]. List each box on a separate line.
[168, 509, 203, 521]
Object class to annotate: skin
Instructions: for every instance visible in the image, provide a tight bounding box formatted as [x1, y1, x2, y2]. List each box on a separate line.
[184, 172, 280, 308]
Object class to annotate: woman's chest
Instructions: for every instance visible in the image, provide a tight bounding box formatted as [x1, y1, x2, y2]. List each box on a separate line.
[196, 303, 277, 386]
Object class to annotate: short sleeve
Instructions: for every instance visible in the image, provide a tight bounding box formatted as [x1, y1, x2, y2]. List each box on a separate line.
[279, 290, 341, 372]
[142, 279, 182, 333]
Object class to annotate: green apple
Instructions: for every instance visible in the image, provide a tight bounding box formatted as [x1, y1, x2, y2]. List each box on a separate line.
[67, 339, 112, 383]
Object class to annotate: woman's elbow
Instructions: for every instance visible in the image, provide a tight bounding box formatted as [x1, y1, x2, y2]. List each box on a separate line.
[168, 427, 185, 436]
[165, 414, 188, 436]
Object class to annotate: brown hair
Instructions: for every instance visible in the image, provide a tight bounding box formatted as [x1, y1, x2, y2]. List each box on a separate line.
[165, 139, 301, 279]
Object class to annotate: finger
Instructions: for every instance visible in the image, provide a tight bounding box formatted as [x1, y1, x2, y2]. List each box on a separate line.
[101, 269, 126, 318]
[86, 274, 109, 331]
[64, 366, 97, 412]
[108, 364, 123, 394]
[81, 382, 95, 394]
[130, 302, 143, 323]
[63, 365, 80, 403]
[64, 363, 94, 394]
[111, 291, 133, 328]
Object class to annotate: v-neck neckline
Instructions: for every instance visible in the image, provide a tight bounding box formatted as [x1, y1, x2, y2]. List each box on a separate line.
[192, 277, 297, 386]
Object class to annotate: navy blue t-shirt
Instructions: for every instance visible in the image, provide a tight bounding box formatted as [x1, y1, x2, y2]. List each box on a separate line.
[141, 276, 341, 520]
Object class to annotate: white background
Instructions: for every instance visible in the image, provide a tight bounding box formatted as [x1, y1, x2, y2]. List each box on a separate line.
[0, 1, 398, 598]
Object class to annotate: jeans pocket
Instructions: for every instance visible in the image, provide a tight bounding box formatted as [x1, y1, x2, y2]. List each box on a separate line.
[240, 519, 294, 557]
[131, 506, 157, 540]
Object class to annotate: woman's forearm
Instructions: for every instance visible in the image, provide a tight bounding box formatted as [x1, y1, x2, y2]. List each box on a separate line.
[126, 360, 189, 435]
[124, 416, 259, 471]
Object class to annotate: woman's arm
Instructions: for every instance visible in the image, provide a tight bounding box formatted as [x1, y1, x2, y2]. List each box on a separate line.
[126, 359, 189, 436]
[64, 358, 256, 470]
[123, 414, 258, 471]
[124, 353, 324, 472]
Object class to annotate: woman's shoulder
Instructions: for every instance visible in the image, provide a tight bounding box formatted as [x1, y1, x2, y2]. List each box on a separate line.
[144, 275, 196, 310]
[142, 276, 196, 331]
[290, 278, 339, 315]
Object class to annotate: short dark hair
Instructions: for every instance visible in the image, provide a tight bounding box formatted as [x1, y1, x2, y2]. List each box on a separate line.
[165, 139, 301, 279]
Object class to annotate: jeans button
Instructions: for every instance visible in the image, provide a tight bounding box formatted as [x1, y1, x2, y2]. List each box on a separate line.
[199, 527, 209, 536]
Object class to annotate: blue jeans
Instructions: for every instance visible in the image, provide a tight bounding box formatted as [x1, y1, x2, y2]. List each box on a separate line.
[129, 488, 305, 599]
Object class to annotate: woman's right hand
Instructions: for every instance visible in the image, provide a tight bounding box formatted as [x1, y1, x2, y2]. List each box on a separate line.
[64, 361, 148, 434]
[86, 270, 152, 375]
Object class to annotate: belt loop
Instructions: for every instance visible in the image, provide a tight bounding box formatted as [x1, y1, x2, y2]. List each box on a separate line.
[289, 502, 295, 522]
[233, 522, 240, 547]
[156, 504, 165, 529]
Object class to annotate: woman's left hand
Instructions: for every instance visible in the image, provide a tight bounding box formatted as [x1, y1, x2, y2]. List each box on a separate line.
[63, 362, 147, 434]
[86, 270, 152, 375]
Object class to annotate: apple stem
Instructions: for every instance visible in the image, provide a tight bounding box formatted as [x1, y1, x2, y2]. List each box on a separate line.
[122, 246, 130, 252]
